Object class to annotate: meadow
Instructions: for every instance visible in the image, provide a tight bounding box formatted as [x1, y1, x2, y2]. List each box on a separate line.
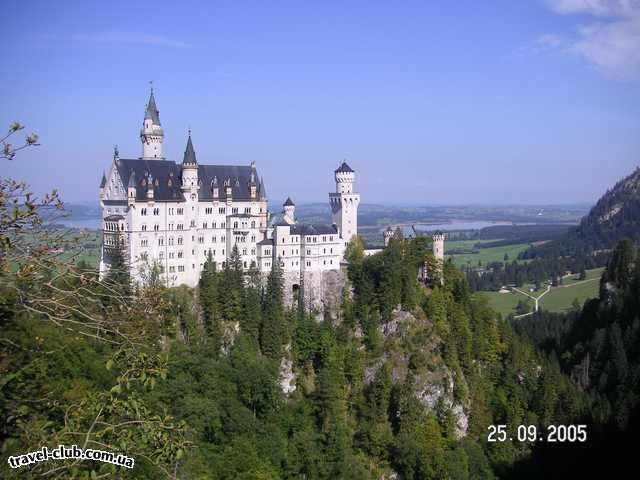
[480, 267, 604, 317]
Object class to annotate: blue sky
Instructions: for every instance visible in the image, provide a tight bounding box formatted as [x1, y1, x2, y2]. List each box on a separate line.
[1, 0, 639, 205]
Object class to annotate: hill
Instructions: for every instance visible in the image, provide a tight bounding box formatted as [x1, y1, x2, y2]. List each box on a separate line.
[522, 167, 640, 261]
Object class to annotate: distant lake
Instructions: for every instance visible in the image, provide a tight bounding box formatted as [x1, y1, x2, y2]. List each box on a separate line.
[411, 220, 533, 232]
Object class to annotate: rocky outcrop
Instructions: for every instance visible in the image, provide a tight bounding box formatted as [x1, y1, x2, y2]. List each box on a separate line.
[367, 308, 469, 439]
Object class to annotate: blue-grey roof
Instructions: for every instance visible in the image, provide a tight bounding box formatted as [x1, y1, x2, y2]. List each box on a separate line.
[116, 159, 184, 202]
[112, 158, 266, 203]
[103, 199, 127, 206]
[257, 238, 274, 246]
[335, 161, 354, 173]
[283, 197, 295, 206]
[290, 223, 338, 235]
[100, 172, 107, 188]
[144, 90, 161, 125]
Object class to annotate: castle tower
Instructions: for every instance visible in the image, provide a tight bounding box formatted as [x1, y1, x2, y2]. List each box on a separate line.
[283, 197, 296, 224]
[140, 88, 164, 159]
[432, 231, 445, 263]
[329, 161, 360, 243]
[181, 131, 198, 191]
[383, 226, 394, 246]
[432, 231, 445, 284]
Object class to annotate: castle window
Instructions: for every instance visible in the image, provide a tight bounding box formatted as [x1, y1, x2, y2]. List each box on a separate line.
[307, 249, 311, 255]
[169, 223, 174, 230]
[221, 222, 226, 228]
[159, 238, 164, 246]
[178, 251, 183, 258]
[212, 222, 217, 228]
[198, 236, 204, 244]
[142, 224, 147, 231]
[232, 207, 238, 214]
[159, 251, 164, 259]
[242, 248, 247, 255]
[221, 236, 225, 242]
[169, 237, 174, 246]
[154, 224, 159, 231]
[212, 236, 217, 243]
[245, 207, 251, 214]
[177, 237, 183, 245]
[330, 236, 333, 241]
[177, 208, 184, 215]
[219, 207, 225, 214]
[222, 249, 225, 255]
[251, 248, 255, 255]
[233, 221, 238, 228]
[153, 208, 159, 215]
[203, 222, 207, 229]
[306, 261, 311, 267]
[251, 235, 255, 242]
[169, 266, 175, 273]
[177, 224, 184, 230]
[169, 252, 174, 259]
[141, 239, 148, 247]
[190, 220, 196, 227]
[251, 221, 255, 228]
[141, 208, 147, 216]
[178, 265, 185, 272]
[205, 207, 212, 214]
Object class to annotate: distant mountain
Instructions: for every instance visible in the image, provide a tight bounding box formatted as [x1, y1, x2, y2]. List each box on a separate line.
[523, 167, 640, 260]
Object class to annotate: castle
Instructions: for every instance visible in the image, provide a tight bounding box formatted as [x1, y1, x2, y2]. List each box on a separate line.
[99, 90, 357, 307]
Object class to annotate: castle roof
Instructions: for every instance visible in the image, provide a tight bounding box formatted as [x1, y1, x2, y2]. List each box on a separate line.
[144, 89, 161, 125]
[100, 172, 107, 188]
[257, 238, 274, 246]
[283, 196, 295, 206]
[111, 158, 266, 203]
[183, 133, 197, 164]
[290, 223, 338, 236]
[335, 161, 354, 173]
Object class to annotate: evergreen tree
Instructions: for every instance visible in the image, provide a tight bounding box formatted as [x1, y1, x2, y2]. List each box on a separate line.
[260, 258, 286, 359]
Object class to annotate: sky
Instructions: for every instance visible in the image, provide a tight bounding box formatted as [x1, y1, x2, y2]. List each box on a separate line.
[1, 0, 639, 205]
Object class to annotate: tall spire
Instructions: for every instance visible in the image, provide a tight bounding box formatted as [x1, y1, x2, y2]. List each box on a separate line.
[144, 86, 161, 126]
[183, 131, 197, 164]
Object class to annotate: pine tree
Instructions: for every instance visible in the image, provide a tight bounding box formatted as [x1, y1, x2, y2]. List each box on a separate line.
[260, 258, 286, 359]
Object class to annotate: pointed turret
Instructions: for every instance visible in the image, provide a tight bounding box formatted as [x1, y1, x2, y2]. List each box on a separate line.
[140, 87, 164, 160]
[100, 171, 107, 188]
[181, 131, 199, 191]
[283, 197, 295, 224]
[183, 132, 197, 165]
[259, 176, 267, 200]
[127, 170, 137, 204]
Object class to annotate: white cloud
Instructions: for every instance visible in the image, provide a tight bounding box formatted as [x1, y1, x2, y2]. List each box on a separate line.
[542, 0, 640, 80]
[70, 31, 192, 49]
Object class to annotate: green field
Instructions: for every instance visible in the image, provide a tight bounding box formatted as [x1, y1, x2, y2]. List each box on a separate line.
[481, 267, 604, 317]
[447, 241, 531, 268]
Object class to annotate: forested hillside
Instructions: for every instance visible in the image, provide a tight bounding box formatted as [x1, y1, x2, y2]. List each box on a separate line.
[522, 167, 640, 262]
[2, 202, 587, 479]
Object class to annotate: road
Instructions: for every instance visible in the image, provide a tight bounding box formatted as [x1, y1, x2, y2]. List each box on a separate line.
[512, 285, 551, 312]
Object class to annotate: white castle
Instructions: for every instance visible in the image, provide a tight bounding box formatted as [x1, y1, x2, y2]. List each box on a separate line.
[99, 90, 358, 306]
